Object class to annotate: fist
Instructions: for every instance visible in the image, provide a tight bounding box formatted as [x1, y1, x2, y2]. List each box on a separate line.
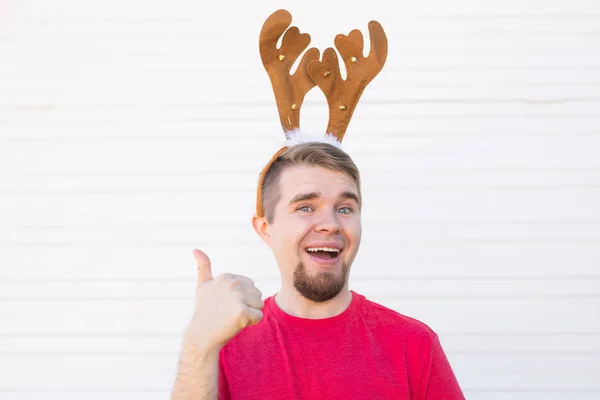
[184, 249, 264, 351]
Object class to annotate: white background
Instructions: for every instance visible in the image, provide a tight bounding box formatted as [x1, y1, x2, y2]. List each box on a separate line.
[1, 0, 599, 399]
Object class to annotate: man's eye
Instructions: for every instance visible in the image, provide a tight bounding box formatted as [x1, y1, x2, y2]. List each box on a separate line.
[337, 207, 353, 214]
[297, 206, 313, 212]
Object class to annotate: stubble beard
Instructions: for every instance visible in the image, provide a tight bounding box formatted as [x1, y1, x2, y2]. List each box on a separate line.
[293, 260, 349, 303]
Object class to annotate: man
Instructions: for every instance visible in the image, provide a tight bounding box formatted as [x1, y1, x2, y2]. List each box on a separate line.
[170, 9, 465, 400]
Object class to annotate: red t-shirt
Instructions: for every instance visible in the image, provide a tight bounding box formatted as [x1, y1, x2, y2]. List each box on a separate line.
[218, 290, 464, 400]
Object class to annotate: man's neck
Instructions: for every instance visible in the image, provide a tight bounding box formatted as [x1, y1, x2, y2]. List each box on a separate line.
[274, 286, 352, 319]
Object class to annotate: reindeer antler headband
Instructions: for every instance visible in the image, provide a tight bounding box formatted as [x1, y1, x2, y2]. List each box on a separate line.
[256, 9, 388, 217]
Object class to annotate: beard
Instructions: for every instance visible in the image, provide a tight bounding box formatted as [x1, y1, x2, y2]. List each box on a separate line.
[293, 260, 349, 303]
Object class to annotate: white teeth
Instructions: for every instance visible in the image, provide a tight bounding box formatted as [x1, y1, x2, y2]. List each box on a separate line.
[306, 247, 340, 253]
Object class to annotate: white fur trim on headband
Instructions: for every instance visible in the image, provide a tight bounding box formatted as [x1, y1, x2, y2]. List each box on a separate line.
[280, 128, 342, 148]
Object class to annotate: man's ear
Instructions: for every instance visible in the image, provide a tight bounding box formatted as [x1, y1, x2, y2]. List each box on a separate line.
[252, 213, 270, 245]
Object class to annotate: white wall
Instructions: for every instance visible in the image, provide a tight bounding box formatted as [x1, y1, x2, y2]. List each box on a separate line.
[1, 0, 599, 399]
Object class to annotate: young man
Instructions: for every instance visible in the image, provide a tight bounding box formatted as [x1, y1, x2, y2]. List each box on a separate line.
[170, 9, 465, 400]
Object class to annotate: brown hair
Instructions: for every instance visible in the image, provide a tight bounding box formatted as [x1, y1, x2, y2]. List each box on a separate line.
[257, 142, 361, 223]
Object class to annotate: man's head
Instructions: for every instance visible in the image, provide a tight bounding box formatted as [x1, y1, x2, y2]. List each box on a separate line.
[252, 142, 362, 303]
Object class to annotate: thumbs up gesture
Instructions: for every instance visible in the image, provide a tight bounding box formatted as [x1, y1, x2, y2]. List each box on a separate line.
[183, 249, 265, 351]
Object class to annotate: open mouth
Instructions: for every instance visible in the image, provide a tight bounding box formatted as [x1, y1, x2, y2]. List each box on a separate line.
[305, 247, 341, 260]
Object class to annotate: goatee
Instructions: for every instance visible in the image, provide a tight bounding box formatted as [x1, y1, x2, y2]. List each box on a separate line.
[293, 261, 348, 303]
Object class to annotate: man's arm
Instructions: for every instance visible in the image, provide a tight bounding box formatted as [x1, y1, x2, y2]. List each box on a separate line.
[169, 249, 264, 400]
[170, 341, 221, 400]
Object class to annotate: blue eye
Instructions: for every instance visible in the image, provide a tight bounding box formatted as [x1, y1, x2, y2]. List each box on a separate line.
[297, 205, 313, 212]
[337, 207, 353, 214]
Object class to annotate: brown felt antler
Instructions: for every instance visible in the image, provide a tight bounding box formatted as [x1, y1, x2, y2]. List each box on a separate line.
[259, 9, 320, 132]
[307, 20, 388, 142]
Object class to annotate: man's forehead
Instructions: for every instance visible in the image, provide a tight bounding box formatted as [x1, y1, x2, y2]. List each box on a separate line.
[282, 176, 358, 197]
[284, 180, 359, 203]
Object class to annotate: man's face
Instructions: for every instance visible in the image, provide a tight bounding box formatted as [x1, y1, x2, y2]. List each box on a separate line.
[261, 164, 362, 303]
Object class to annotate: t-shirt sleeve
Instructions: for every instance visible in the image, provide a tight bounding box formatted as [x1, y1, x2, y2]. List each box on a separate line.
[218, 352, 231, 400]
[420, 332, 465, 400]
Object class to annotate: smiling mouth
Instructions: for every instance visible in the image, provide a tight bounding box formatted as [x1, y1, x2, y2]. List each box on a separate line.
[305, 247, 341, 260]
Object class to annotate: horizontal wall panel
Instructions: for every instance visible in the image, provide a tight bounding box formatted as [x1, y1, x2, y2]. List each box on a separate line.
[2, 136, 598, 158]
[1, 102, 598, 122]
[2, 168, 599, 191]
[2, 189, 599, 225]
[1, 242, 598, 279]
[3, 222, 600, 244]
[3, 70, 600, 92]
[2, 117, 599, 140]
[4, 87, 600, 106]
[3, 15, 600, 37]
[1, 298, 597, 334]
[2, 332, 599, 354]
[1, 52, 599, 73]
[3, 0, 600, 19]
[0, 353, 597, 391]
[1, 278, 598, 300]
[0, 392, 169, 400]
[2, 152, 599, 174]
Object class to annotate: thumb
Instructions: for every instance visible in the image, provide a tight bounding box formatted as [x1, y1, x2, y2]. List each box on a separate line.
[193, 249, 213, 283]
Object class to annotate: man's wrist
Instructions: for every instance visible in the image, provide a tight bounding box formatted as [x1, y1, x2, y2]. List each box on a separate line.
[181, 332, 223, 359]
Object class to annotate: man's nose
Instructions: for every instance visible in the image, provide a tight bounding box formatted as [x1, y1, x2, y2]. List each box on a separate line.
[315, 210, 342, 233]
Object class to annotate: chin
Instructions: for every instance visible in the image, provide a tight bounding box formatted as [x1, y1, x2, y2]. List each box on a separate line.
[293, 261, 349, 303]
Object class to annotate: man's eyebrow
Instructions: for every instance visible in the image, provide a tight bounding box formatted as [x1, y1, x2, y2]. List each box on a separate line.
[288, 191, 360, 206]
[340, 191, 360, 205]
[288, 192, 322, 206]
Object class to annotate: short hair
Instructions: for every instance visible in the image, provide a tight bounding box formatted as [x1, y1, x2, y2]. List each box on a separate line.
[259, 142, 362, 223]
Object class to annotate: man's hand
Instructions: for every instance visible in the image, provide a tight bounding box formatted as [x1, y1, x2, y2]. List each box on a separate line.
[171, 249, 264, 400]
[183, 249, 264, 352]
